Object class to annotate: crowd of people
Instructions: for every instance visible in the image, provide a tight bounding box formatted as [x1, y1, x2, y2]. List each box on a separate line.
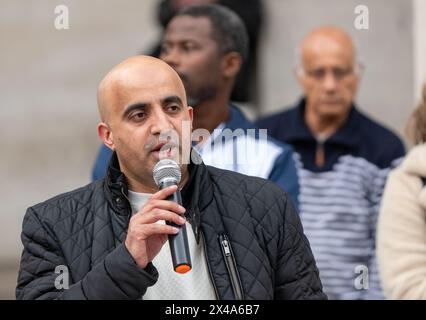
[15, 3, 425, 300]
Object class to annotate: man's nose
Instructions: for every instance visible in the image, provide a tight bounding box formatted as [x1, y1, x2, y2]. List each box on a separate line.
[322, 72, 338, 92]
[150, 108, 173, 135]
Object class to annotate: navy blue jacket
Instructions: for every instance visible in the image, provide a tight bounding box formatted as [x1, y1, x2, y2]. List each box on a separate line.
[256, 98, 405, 172]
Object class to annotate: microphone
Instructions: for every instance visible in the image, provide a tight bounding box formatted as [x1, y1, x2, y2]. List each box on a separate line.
[153, 159, 192, 274]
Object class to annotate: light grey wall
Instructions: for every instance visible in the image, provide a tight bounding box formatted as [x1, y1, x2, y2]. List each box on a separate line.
[259, 0, 415, 139]
[0, 0, 159, 298]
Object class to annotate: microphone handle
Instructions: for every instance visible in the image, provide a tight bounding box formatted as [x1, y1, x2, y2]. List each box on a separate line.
[160, 180, 192, 274]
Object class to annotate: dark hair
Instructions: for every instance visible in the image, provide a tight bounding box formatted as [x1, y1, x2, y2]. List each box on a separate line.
[407, 83, 426, 145]
[176, 4, 249, 62]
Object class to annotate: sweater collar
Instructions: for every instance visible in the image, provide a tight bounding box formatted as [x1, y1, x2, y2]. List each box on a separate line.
[285, 97, 362, 148]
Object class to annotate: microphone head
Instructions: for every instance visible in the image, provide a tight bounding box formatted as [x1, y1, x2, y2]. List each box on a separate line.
[153, 159, 181, 187]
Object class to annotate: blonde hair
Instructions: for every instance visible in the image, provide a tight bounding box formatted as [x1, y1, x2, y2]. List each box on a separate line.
[407, 83, 426, 145]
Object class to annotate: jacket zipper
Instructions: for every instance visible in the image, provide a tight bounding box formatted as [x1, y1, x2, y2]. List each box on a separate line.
[120, 186, 132, 223]
[201, 230, 220, 299]
[219, 234, 244, 300]
[120, 186, 130, 204]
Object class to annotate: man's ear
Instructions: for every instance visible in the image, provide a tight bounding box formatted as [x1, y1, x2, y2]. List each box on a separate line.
[97, 122, 115, 151]
[188, 106, 194, 132]
[221, 52, 242, 78]
[354, 63, 364, 83]
[294, 66, 307, 89]
[187, 106, 193, 124]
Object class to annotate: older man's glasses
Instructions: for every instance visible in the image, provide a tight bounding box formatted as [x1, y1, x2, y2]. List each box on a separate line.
[301, 64, 363, 82]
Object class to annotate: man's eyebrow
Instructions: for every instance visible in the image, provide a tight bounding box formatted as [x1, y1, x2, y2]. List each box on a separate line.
[122, 102, 148, 120]
[122, 96, 183, 120]
[163, 39, 198, 46]
[163, 96, 183, 106]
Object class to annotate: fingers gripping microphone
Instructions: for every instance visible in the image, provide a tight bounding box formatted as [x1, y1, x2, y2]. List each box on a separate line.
[153, 159, 192, 274]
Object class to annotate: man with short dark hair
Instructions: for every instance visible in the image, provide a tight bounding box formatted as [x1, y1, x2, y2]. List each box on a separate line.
[92, 4, 300, 207]
[16, 55, 326, 300]
[152, 0, 263, 103]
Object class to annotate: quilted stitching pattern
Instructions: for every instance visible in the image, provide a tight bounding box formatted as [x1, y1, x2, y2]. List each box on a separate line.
[16, 163, 326, 300]
[200, 166, 326, 300]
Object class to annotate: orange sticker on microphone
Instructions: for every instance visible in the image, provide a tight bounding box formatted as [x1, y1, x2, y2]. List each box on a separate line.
[175, 264, 191, 274]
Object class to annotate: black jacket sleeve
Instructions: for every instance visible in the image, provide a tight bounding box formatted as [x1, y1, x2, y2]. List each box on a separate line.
[16, 207, 158, 300]
[274, 197, 327, 300]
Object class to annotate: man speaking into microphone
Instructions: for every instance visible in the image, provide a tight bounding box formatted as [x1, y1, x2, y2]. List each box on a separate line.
[16, 56, 326, 300]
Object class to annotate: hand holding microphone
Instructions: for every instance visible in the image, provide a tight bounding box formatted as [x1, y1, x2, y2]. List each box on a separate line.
[124, 184, 186, 270]
[124, 159, 191, 274]
[153, 159, 192, 274]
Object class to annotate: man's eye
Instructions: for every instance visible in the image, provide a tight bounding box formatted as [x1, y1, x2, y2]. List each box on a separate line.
[167, 105, 180, 113]
[309, 69, 325, 79]
[333, 67, 353, 78]
[131, 112, 146, 120]
[183, 43, 196, 52]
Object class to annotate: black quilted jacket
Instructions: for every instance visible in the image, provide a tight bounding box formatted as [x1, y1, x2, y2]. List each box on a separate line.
[16, 153, 326, 300]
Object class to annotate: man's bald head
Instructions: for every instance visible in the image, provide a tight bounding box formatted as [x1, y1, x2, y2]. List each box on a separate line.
[96, 55, 193, 192]
[299, 26, 356, 68]
[97, 55, 187, 123]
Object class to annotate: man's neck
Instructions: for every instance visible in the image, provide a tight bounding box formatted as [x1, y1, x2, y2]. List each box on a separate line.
[192, 99, 230, 134]
[305, 106, 350, 139]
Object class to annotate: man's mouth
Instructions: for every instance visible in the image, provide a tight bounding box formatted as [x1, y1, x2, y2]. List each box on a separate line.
[150, 142, 176, 159]
[321, 99, 342, 106]
[151, 142, 168, 153]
